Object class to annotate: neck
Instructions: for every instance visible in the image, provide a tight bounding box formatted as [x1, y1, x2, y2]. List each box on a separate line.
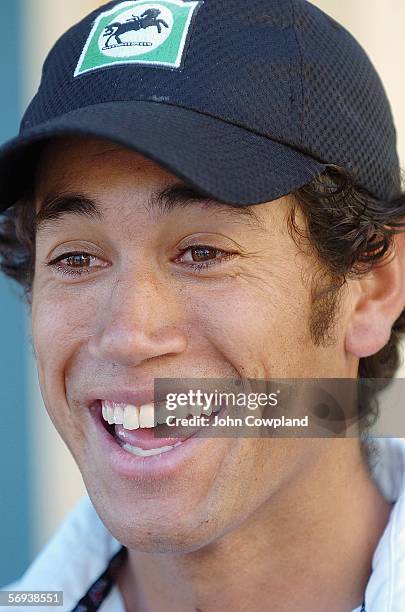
[117, 440, 392, 612]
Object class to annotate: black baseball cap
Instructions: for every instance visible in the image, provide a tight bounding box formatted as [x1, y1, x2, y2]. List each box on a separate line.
[0, 0, 401, 212]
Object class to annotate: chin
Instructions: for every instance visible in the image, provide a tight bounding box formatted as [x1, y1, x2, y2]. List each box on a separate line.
[103, 518, 220, 554]
[89, 488, 223, 553]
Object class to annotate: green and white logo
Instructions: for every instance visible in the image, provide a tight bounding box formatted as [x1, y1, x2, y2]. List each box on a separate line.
[75, 0, 202, 77]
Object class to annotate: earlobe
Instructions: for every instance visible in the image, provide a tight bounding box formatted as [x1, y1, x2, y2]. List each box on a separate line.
[345, 234, 405, 359]
[345, 313, 392, 358]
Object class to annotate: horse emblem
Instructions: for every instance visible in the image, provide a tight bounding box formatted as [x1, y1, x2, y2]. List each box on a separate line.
[103, 8, 169, 48]
[74, 0, 202, 76]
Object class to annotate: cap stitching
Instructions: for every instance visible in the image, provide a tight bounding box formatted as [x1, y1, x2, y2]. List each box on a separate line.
[290, 0, 304, 150]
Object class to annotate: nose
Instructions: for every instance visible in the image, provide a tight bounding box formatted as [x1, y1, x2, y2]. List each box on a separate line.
[87, 274, 188, 366]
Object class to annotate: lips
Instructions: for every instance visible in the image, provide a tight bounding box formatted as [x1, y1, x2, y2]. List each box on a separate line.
[93, 400, 208, 451]
[89, 400, 216, 480]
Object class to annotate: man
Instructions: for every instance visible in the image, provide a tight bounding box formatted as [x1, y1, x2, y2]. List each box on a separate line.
[0, 0, 404, 610]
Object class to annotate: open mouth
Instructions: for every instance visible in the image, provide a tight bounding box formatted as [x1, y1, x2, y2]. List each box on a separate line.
[93, 399, 222, 459]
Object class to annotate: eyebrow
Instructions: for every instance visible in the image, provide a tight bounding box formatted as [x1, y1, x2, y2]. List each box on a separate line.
[35, 182, 262, 234]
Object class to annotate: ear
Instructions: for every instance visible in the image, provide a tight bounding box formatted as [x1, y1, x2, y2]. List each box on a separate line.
[345, 233, 405, 358]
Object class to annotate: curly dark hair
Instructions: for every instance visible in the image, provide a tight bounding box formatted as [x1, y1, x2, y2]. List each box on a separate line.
[0, 161, 404, 461]
[292, 167, 405, 371]
[291, 166, 405, 463]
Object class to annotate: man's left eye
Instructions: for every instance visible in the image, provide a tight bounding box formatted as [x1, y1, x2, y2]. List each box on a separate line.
[176, 246, 234, 270]
[180, 246, 221, 263]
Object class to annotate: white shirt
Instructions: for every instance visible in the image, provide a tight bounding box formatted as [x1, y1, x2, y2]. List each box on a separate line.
[3, 437, 405, 611]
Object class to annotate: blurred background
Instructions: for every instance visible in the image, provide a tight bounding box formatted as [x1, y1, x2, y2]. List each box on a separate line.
[0, 0, 405, 587]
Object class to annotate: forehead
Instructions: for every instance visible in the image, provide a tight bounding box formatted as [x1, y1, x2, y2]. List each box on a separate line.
[34, 136, 292, 232]
[35, 135, 177, 197]
[33, 135, 267, 232]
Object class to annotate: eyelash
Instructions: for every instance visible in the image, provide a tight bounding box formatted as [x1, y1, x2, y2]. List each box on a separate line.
[47, 253, 103, 277]
[47, 246, 235, 278]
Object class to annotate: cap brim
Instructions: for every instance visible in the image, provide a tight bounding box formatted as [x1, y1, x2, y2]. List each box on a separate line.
[0, 100, 326, 211]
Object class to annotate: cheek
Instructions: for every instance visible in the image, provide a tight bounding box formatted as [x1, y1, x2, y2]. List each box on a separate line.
[182, 275, 312, 378]
[32, 282, 99, 362]
[31, 289, 93, 437]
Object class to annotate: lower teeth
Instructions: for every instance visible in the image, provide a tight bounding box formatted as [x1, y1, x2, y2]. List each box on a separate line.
[120, 441, 183, 457]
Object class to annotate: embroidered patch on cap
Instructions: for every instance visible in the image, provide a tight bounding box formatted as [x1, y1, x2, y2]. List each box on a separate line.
[74, 0, 202, 77]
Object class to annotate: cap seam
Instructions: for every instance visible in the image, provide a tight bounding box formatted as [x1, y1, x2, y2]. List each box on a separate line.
[277, 0, 295, 143]
[290, 0, 304, 150]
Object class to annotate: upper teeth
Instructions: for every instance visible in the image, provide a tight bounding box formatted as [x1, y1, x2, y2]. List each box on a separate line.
[101, 400, 219, 429]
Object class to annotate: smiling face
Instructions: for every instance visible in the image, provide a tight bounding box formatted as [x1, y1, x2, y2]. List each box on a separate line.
[31, 135, 359, 552]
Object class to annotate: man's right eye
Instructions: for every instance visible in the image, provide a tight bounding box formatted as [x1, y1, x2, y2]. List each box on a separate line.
[47, 252, 109, 277]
